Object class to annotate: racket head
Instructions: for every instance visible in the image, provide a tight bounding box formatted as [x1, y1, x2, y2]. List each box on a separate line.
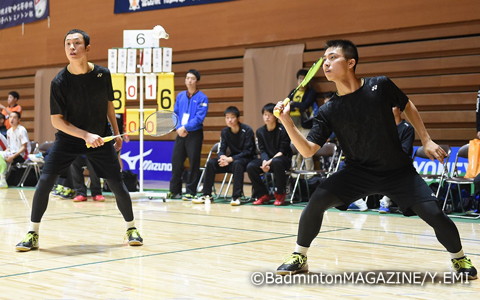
[299, 57, 324, 88]
[273, 57, 324, 118]
[144, 110, 179, 137]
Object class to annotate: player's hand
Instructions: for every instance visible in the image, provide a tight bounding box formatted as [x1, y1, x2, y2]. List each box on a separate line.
[274, 100, 291, 122]
[423, 140, 447, 163]
[114, 136, 122, 152]
[85, 133, 104, 148]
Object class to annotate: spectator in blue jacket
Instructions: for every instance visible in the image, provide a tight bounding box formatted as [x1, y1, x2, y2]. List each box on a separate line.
[169, 69, 209, 200]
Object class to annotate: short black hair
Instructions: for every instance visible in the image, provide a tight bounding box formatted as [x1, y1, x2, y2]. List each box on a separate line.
[325, 39, 359, 71]
[187, 69, 201, 81]
[10, 111, 21, 119]
[296, 69, 308, 79]
[224, 106, 240, 118]
[64, 29, 90, 47]
[9, 91, 20, 99]
[262, 103, 276, 114]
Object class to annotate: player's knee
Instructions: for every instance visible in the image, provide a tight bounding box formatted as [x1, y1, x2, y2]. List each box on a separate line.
[308, 187, 342, 210]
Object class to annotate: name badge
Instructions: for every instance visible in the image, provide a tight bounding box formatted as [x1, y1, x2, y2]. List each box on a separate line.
[181, 113, 190, 126]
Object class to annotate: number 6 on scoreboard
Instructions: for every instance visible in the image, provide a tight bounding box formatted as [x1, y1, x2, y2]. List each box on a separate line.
[157, 72, 174, 110]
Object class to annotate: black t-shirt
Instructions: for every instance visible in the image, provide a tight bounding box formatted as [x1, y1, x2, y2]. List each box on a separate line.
[307, 76, 411, 172]
[256, 123, 292, 161]
[218, 123, 256, 161]
[50, 64, 114, 140]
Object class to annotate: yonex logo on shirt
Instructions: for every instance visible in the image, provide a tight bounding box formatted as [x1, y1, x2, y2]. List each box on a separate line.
[97, 73, 103, 77]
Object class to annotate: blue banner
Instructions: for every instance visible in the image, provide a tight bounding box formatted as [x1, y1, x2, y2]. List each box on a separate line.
[114, 0, 234, 14]
[0, 0, 49, 30]
[413, 146, 468, 178]
[120, 140, 174, 181]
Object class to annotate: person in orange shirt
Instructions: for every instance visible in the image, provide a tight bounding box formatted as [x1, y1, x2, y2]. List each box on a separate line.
[0, 91, 22, 129]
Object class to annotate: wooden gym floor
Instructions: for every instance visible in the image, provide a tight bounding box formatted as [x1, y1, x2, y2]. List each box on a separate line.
[0, 187, 479, 300]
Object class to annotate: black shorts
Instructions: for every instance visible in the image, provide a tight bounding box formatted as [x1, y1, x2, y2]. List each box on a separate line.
[41, 135, 122, 181]
[317, 165, 437, 216]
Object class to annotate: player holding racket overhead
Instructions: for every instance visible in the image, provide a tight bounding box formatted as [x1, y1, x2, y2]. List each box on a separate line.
[16, 29, 143, 251]
[274, 39, 477, 279]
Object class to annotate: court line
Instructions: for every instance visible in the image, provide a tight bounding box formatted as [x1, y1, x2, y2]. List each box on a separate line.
[315, 236, 480, 257]
[0, 234, 298, 279]
[41, 210, 480, 257]
[71, 208, 480, 244]
[9, 205, 476, 245]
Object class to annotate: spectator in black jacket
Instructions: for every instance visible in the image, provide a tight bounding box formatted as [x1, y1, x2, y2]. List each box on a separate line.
[248, 103, 292, 206]
[193, 106, 255, 206]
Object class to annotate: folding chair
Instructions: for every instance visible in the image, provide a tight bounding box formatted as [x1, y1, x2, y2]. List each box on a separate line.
[196, 142, 232, 198]
[17, 141, 54, 187]
[412, 144, 451, 198]
[288, 142, 338, 203]
[442, 144, 479, 219]
[197, 142, 219, 193]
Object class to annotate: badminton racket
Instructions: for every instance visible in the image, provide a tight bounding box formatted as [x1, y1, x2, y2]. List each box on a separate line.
[273, 57, 324, 117]
[86, 110, 179, 148]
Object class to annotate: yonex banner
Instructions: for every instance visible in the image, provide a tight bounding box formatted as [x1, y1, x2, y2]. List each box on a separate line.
[412, 146, 468, 178]
[0, 0, 49, 30]
[114, 0, 234, 14]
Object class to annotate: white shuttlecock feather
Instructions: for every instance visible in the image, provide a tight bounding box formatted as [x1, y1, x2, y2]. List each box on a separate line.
[152, 25, 169, 39]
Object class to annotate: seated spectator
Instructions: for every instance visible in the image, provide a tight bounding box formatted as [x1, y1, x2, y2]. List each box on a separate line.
[247, 103, 292, 206]
[0, 91, 22, 129]
[193, 106, 255, 206]
[0, 111, 29, 187]
[289, 69, 317, 171]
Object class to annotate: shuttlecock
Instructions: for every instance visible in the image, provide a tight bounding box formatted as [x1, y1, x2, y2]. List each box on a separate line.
[152, 25, 169, 40]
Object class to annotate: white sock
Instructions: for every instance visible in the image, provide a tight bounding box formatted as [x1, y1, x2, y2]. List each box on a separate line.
[29, 222, 40, 233]
[126, 220, 135, 229]
[294, 244, 309, 256]
[450, 249, 465, 259]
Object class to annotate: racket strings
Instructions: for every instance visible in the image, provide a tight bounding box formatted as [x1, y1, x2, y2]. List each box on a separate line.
[145, 111, 179, 136]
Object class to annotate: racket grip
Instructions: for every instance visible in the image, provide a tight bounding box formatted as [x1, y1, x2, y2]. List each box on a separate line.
[273, 98, 291, 118]
[85, 136, 115, 148]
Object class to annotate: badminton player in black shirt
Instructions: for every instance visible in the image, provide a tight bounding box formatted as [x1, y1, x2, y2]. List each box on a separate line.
[275, 39, 477, 279]
[16, 29, 143, 251]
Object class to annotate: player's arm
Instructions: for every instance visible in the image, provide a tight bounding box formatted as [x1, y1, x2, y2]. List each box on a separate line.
[403, 100, 446, 162]
[107, 101, 122, 151]
[51, 114, 104, 148]
[275, 101, 319, 157]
